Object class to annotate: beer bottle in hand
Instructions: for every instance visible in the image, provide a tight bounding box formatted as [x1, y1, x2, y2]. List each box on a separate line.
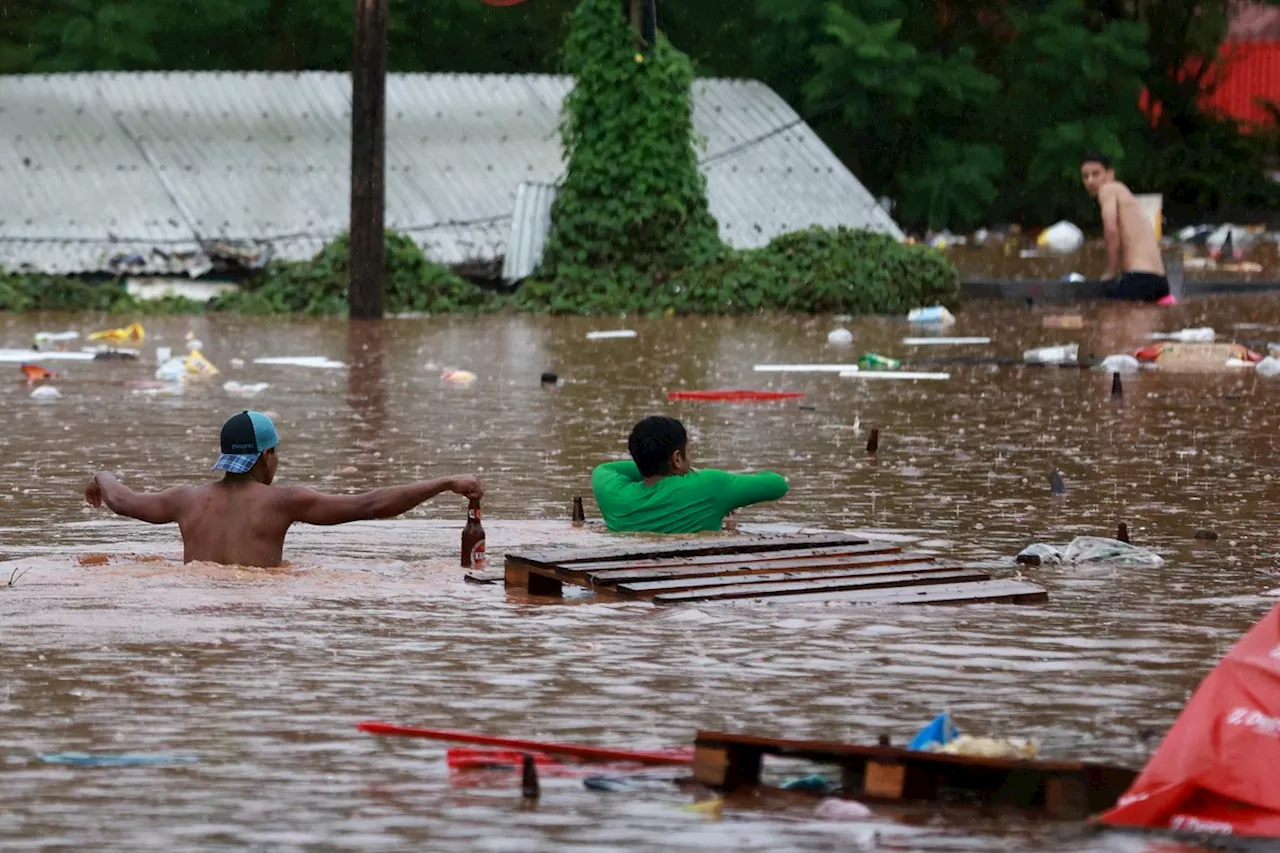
[461, 498, 486, 569]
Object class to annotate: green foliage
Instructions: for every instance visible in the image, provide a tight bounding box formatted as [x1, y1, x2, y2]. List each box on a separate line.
[0, 273, 207, 314]
[538, 0, 725, 291]
[518, 227, 959, 316]
[1, 233, 496, 317]
[214, 232, 498, 316]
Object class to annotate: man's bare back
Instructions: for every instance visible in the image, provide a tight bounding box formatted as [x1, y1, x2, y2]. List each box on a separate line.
[1097, 181, 1164, 277]
[84, 410, 483, 568]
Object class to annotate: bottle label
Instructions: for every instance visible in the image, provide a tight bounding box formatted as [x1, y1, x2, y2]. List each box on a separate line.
[470, 540, 487, 569]
[468, 507, 482, 521]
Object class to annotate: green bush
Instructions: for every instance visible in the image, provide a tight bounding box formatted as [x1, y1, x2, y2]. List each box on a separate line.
[0, 273, 206, 314]
[213, 231, 498, 316]
[517, 226, 959, 315]
[537, 0, 726, 290]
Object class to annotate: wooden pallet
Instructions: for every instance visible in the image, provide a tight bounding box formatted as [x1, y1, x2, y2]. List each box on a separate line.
[693, 731, 1136, 820]
[503, 533, 1047, 605]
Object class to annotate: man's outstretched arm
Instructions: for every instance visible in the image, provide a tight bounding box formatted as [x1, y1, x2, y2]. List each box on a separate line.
[85, 472, 188, 524]
[284, 475, 484, 526]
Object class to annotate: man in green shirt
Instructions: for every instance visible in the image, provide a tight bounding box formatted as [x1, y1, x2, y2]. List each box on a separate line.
[591, 416, 789, 533]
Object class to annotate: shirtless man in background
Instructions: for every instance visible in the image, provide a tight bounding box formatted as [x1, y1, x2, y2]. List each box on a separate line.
[1080, 154, 1170, 302]
[84, 410, 484, 568]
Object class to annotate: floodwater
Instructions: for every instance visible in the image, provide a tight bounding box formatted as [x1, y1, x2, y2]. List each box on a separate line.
[3, 299, 1280, 852]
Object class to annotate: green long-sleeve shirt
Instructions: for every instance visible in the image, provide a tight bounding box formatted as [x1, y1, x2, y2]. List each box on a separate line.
[591, 460, 789, 533]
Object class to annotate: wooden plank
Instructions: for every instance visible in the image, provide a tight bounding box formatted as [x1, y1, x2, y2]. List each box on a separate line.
[694, 731, 1102, 775]
[704, 579, 1048, 607]
[509, 532, 869, 567]
[691, 744, 762, 788]
[615, 562, 968, 596]
[649, 569, 991, 603]
[503, 560, 564, 596]
[564, 542, 899, 572]
[586, 551, 932, 586]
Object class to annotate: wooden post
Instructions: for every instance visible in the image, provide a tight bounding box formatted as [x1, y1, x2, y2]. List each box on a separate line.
[349, 0, 388, 320]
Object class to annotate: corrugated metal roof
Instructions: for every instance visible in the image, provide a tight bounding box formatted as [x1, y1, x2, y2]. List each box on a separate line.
[0, 71, 900, 277]
[502, 182, 558, 282]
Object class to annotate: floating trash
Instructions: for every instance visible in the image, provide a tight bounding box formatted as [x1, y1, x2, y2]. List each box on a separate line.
[185, 349, 219, 377]
[814, 797, 874, 820]
[253, 356, 346, 369]
[1256, 356, 1280, 378]
[1037, 221, 1084, 254]
[1023, 343, 1079, 365]
[33, 330, 80, 350]
[754, 364, 861, 373]
[443, 370, 477, 386]
[826, 328, 854, 346]
[586, 330, 637, 340]
[1098, 354, 1141, 374]
[0, 349, 95, 363]
[1015, 536, 1164, 568]
[840, 370, 950, 381]
[906, 306, 956, 326]
[936, 736, 1039, 760]
[20, 364, 58, 383]
[902, 337, 990, 346]
[38, 751, 200, 767]
[29, 386, 61, 401]
[223, 381, 269, 396]
[88, 322, 145, 347]
[1146, 327, 1216, 343]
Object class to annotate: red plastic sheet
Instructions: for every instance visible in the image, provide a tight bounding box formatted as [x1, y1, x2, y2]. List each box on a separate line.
[666, 390, 805, 402]
[1098, 603, 1280, 838]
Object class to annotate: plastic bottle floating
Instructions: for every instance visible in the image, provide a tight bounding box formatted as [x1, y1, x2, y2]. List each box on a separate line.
[88, 322, 145, 348]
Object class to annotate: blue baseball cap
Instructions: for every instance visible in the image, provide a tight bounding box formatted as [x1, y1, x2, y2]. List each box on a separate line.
[212, 410, 279, 474]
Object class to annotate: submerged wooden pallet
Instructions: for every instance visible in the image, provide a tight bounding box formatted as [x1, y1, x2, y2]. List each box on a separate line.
[693, 730, 1136, 820]
[503, 533, 1047, 605]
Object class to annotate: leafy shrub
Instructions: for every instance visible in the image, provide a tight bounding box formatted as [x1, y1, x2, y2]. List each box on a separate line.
[212, 231, 498, 316]
[0, 273, 205, 314]
[518, 226, 959, 315]
[537, 0, 725, 289]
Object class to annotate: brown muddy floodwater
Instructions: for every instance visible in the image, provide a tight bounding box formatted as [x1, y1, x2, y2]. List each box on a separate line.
[3, 300, 1280, 852]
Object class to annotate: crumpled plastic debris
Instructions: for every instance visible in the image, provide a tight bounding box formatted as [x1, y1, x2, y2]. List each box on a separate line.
[29, 385, 61, 401]
[1037, 221, 1084, 254]
[815, 798, 874, 820]
[934, 735, 1040, 760]
[1016, 536, 1164, 567]
[1146, 327, 1215, 343]
[1098, 354, 1141, 374]
[1256, 356, 1280, 378]
[827, 328, 854, 346]
[223, 381, 269, 396]
[907, 306, 956, 326]
[88, 322, 145, 348]
[33, 330, 79, 351]
[1024, 343, 1079, 365]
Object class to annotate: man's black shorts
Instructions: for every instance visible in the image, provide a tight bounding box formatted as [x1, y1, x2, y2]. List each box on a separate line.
[1105, 272, 1170, 302]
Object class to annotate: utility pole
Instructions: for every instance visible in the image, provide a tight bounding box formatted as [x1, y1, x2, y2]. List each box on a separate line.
[349, 0, 388, 319]
[624, 0, 657, 46]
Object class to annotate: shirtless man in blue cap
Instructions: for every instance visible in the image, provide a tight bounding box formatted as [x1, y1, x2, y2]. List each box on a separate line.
[84, 410, 484, 568]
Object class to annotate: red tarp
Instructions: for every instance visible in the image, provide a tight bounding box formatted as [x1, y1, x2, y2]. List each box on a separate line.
[1097, 603, 1280, 837]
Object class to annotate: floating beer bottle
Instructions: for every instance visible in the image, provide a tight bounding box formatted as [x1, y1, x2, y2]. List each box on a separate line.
[461, 499, 486, 569]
